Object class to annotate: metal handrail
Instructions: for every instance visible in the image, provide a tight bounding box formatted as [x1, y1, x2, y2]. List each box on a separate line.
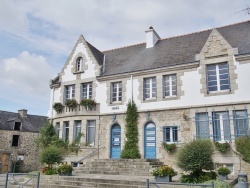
[76, 147, 105, 163]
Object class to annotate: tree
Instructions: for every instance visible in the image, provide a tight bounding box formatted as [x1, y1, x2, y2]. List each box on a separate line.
[177, 140, 215, 183]
[39, 145, 64, 169]
[35, 121, 57, 149]
[120, 100, 141, 159]
[235, 136, 250, 164]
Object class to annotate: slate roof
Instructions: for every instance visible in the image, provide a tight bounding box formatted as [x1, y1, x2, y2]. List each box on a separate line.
[86, 41, 104, 66]
[100, 20, 250, 77]
[0, 110, 47, 132]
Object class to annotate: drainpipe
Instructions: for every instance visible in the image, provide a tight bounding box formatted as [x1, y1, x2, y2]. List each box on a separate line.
[131, 75, 133, 101]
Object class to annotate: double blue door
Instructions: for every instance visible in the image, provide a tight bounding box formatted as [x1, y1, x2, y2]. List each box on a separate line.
[111, 124, 121, 159]
[144, 123, 156, 159]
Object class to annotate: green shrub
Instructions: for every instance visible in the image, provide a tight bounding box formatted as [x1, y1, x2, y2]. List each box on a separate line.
[180, 171, 217, 183]
[214, 142, 230, 152]
[235, 136, 250, 163]
[39, 146, 64, 168]
[177, 140, 215, 183]
[120, 149, 140, 159]
[121, 100, 141, 159]
[204, 180, 231, 188]
[217, 167, 231, 175]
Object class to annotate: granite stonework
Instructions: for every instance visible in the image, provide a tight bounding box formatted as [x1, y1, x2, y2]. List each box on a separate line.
[49, 21, 250, 176]
[0, 130, 39, 172]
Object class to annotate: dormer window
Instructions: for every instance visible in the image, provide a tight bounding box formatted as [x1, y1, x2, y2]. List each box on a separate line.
[14, 122, 21, 131]
[76, 57, 83, 72]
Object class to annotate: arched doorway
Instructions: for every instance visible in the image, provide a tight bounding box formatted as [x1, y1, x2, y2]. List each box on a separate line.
[110, 124, 121, 159]
[144, 122, 156, 159]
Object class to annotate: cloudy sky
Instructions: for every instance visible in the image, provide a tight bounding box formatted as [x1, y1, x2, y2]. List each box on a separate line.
[0, 0, 249, 116]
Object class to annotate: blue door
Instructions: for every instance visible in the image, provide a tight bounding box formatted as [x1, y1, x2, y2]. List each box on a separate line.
[111, 124, 121, 159]
[144, 122, 156, 159]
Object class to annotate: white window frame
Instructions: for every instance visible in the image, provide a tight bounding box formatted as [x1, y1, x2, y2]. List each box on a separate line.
[76, 57, 83, 72]
[163, 74, 177, 97]
[111, 82, 122, 103]
[65, 85, 75, 100]
[55, 122, 60, 136]
[213, 112, 230, 142]
[144, 77, 156, 99]
[195, 113, 210, 140]
[82, 83, 92, 99]
[74, 121, 82, 141]
[207, 62, 229, 93]
[233, 110, 249, 138]
[62, 122, 69, 142]
[87, 120, 96, 146]
[163, 126, 178, 143]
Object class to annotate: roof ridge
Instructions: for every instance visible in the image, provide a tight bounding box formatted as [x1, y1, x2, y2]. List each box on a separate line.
[102, 20, 250, 53]
[102, 42, 145, 53]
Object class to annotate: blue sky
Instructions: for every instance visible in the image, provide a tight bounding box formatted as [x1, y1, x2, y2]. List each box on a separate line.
[0, 0, 249, 116]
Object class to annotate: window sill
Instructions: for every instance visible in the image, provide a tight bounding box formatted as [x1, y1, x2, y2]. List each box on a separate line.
[110, 102, 122, 106]
[207, 90, 231, 96]
[73, 70, 85, 74]
[143, 98, 157, 103]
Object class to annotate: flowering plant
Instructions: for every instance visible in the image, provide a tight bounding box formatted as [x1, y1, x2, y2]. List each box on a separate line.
[151, 165, 177, 177]
[57, 164, 73, 175]
[162, 142, 177, 152]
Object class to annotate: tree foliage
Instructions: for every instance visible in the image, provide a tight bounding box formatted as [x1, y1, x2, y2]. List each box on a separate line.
[121, 100, 141, 159]
[177, 140, 215, 182]
[39, 145, 64, 168]
[235, 136, 250, 163]
[35, 121, 57, 149]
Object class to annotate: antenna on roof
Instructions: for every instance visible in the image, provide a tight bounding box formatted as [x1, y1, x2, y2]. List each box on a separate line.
[235, 4, 250, 15]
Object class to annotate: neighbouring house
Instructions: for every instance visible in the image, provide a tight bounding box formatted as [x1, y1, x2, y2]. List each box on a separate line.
[0, 109, 47, 173]
[48, 20, 250, 174]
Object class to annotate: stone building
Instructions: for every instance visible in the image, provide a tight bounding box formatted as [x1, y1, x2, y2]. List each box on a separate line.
[0, 109, 47, 173]
[49, 21, 250, 174]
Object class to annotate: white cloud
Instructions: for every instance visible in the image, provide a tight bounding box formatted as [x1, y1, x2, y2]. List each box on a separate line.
[0, 51, 54, 95]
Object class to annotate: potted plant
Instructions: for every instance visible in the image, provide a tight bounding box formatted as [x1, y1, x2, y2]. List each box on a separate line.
[53, 102, 64, 113]
[80, 99, 96, 110]
[150, 165, 177, 182]
[217, 166, 231, 180]
[162, 142, 177, 152]
[65, 99, 78, 110]
[214, 142, 230, 152]
[57, 164, 73, 176]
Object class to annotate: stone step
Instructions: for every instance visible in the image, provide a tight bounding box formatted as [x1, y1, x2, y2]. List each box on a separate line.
[39, 174, 151, 188]
[73, 170, 151, 176]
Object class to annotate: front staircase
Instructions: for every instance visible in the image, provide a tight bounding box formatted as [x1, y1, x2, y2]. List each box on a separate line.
[6, 159, 163, 188]
[39, 159, 163, 188]
[74, 159, 163, 176]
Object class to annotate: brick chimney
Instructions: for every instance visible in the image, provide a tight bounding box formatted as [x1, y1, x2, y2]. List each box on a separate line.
[18, 109, 28, 117]
[145, 26, 161, 48]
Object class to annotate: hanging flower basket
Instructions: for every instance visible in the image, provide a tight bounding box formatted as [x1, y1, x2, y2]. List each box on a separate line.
[80, 99, 96, 110]
[65, 99, 78, 109]
[53, 102, 64, 113]
[162, 142, 177, 152]
[214, 142, 230, 152]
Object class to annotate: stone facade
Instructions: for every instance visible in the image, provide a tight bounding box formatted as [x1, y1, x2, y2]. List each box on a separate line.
[49, 21, 250, 175]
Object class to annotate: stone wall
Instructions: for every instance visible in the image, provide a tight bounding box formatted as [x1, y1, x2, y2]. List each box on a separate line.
[0, 130, 39, 172]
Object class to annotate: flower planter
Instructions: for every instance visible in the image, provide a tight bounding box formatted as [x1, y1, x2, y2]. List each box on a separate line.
[59, 171, 72, 176]
[219, 174, 228, 180]
[155, 175, 172, 182]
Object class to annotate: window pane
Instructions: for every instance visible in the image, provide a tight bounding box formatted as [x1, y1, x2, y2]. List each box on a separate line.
[196, 113, 210, 139]
[87, 120, 96, 145]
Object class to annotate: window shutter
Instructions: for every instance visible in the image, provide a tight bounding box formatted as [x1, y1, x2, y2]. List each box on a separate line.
[155, 77, 157, 98]
[205, 66, 209, 94]
[162, 76, 165, 98]
[110, 83, 113, 104]
[226, 63, 231, 91]
[195, 113, 199, 139]
[163, 126, 166, 142]
[143, 79, 146, 100]
[62, 123, 66, 141]
[73, 122, 76, 141]
[120, 82, 122, 102]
